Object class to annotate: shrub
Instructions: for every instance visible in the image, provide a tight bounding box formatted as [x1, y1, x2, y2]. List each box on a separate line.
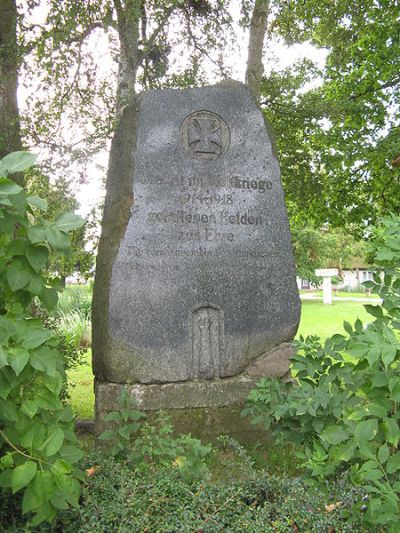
[98, 389, 212, 480]
[243, 215, 400, 530]
[0, 152, 85, 526]
[0, 452, 364, 532]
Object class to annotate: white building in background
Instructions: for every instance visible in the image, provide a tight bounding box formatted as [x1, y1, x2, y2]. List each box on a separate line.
[297, 266, 375, 292]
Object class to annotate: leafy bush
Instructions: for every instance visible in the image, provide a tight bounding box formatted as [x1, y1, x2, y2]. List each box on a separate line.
[0, 152, 85, 525]
[244, 215, 400, 530]
[98, 389, 212, 480]
[0, 451, 364, 532]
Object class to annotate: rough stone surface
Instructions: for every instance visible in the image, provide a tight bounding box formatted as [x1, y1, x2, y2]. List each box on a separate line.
[92, 83, 300, 387]
[94, 379, 266, 442]
[244, 343, 295, 379]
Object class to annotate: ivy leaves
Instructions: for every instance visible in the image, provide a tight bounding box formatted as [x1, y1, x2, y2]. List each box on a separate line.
[0, 152, 84, 526]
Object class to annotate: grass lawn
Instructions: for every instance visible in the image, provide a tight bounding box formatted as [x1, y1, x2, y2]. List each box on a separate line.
[67, 350, 95, 419]
[296, 299, 372, 340]
[67, 299, 373, 419]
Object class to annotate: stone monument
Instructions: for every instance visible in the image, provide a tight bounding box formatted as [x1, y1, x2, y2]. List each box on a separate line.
[92, 82, 300, 438]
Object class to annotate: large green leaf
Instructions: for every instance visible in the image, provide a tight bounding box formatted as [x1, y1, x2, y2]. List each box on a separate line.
[354, 419, 378, 442]
[59, 445, 83, 464]
[11, 461, 37, 494]
[9, 348, 30, 376]
[22, 327, 53, 349]
[21, 399, 40, 418]
[383, 418, 400, 446]
[386, 452, 400, 474]
[30, 346, 57, 376]
[44, 427, 65, 456]
[0, 398, 17, 420]
[26, 244, 49, 272]
[27, 226, 46, 244]
[26, 196, 48, 211]
[321, 425, 349, 445]
[54, 212, 84, 233]
[45, 227, 70, 250]
[0, 176, 23, 195]
[2, 151, 37, 173]
[6, 261, 33, 291]
[39, 287, 58, 311]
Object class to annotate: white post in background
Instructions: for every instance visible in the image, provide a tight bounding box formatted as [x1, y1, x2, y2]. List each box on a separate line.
[315, 269, 339, 305]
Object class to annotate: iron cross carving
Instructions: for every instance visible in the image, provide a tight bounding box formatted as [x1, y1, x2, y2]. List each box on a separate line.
[181, 111, 230, 160]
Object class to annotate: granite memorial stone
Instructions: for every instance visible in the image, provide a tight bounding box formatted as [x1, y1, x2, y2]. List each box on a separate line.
[93, 82, 300, 436]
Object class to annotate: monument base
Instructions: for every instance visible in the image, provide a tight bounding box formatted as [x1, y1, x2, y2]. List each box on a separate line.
[94, 343, 293, 442]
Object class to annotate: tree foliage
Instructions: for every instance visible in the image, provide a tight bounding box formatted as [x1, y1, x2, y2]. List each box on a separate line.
[262, 0, 400, 227]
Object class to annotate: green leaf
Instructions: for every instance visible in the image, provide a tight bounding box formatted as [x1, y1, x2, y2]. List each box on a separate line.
[0, 176, 23, 195]
[54, 212, 85, 233]
[98, 430, 115, 441]
[386, 452, 400, 474]
[361, 468, 383, 481]
[27, 226, 46, 244]
[0, 398, 17, 420]
[26, 244, 48, 272]
[383, 418, 400, 446]
[21, 399, 40, 418]
[372, 373, 388, 387]
[364, 304, 384, 319]
[9, 348, 29, 375]
[321, 425, 349, 445]
[330, 334, 346, 345]
[0, 347, 8, 368]
[2, 151, 37, 173]
[104, 411, 122, 422]
[11, 461, 37, 494]
[23, 327, 53, 349]
[30, 346, 57, 376]
[354, 419, 378, 442]
[343, 321, 353, 335]
[390, 383, 400, 402]
[367, 403, 388, 418]
[22, 485, 42, 514]
[58, 406, 74, 423]
[6, 261, 33, 291]
[378, 444, 390, 464]
[45, 227, 70, 250]
[382, 345, 397, 368]
[59, 445, 83, 464]
[7, 239, 27, 256]
[43, 427, 65, 456]
[26, 196, 48, 211]
[39, 287, 58, 311]
[355, 319, 363, 333]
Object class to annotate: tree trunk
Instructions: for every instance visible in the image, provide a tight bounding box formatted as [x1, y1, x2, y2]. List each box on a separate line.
[0, 0, 23, 181]
[114, 0, 141, 117]
[245, 0, 269, 103]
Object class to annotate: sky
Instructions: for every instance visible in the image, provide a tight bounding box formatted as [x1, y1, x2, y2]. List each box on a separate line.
[18, 2, 328, 217]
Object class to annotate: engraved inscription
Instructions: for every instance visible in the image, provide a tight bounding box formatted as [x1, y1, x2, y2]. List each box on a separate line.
[192, 306, 224, 379]
[181, 111, 230, 160]
[137, 173, 273, 192]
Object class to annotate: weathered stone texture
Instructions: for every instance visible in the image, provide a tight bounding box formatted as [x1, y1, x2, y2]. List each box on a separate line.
[92, 83, 300, 387]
